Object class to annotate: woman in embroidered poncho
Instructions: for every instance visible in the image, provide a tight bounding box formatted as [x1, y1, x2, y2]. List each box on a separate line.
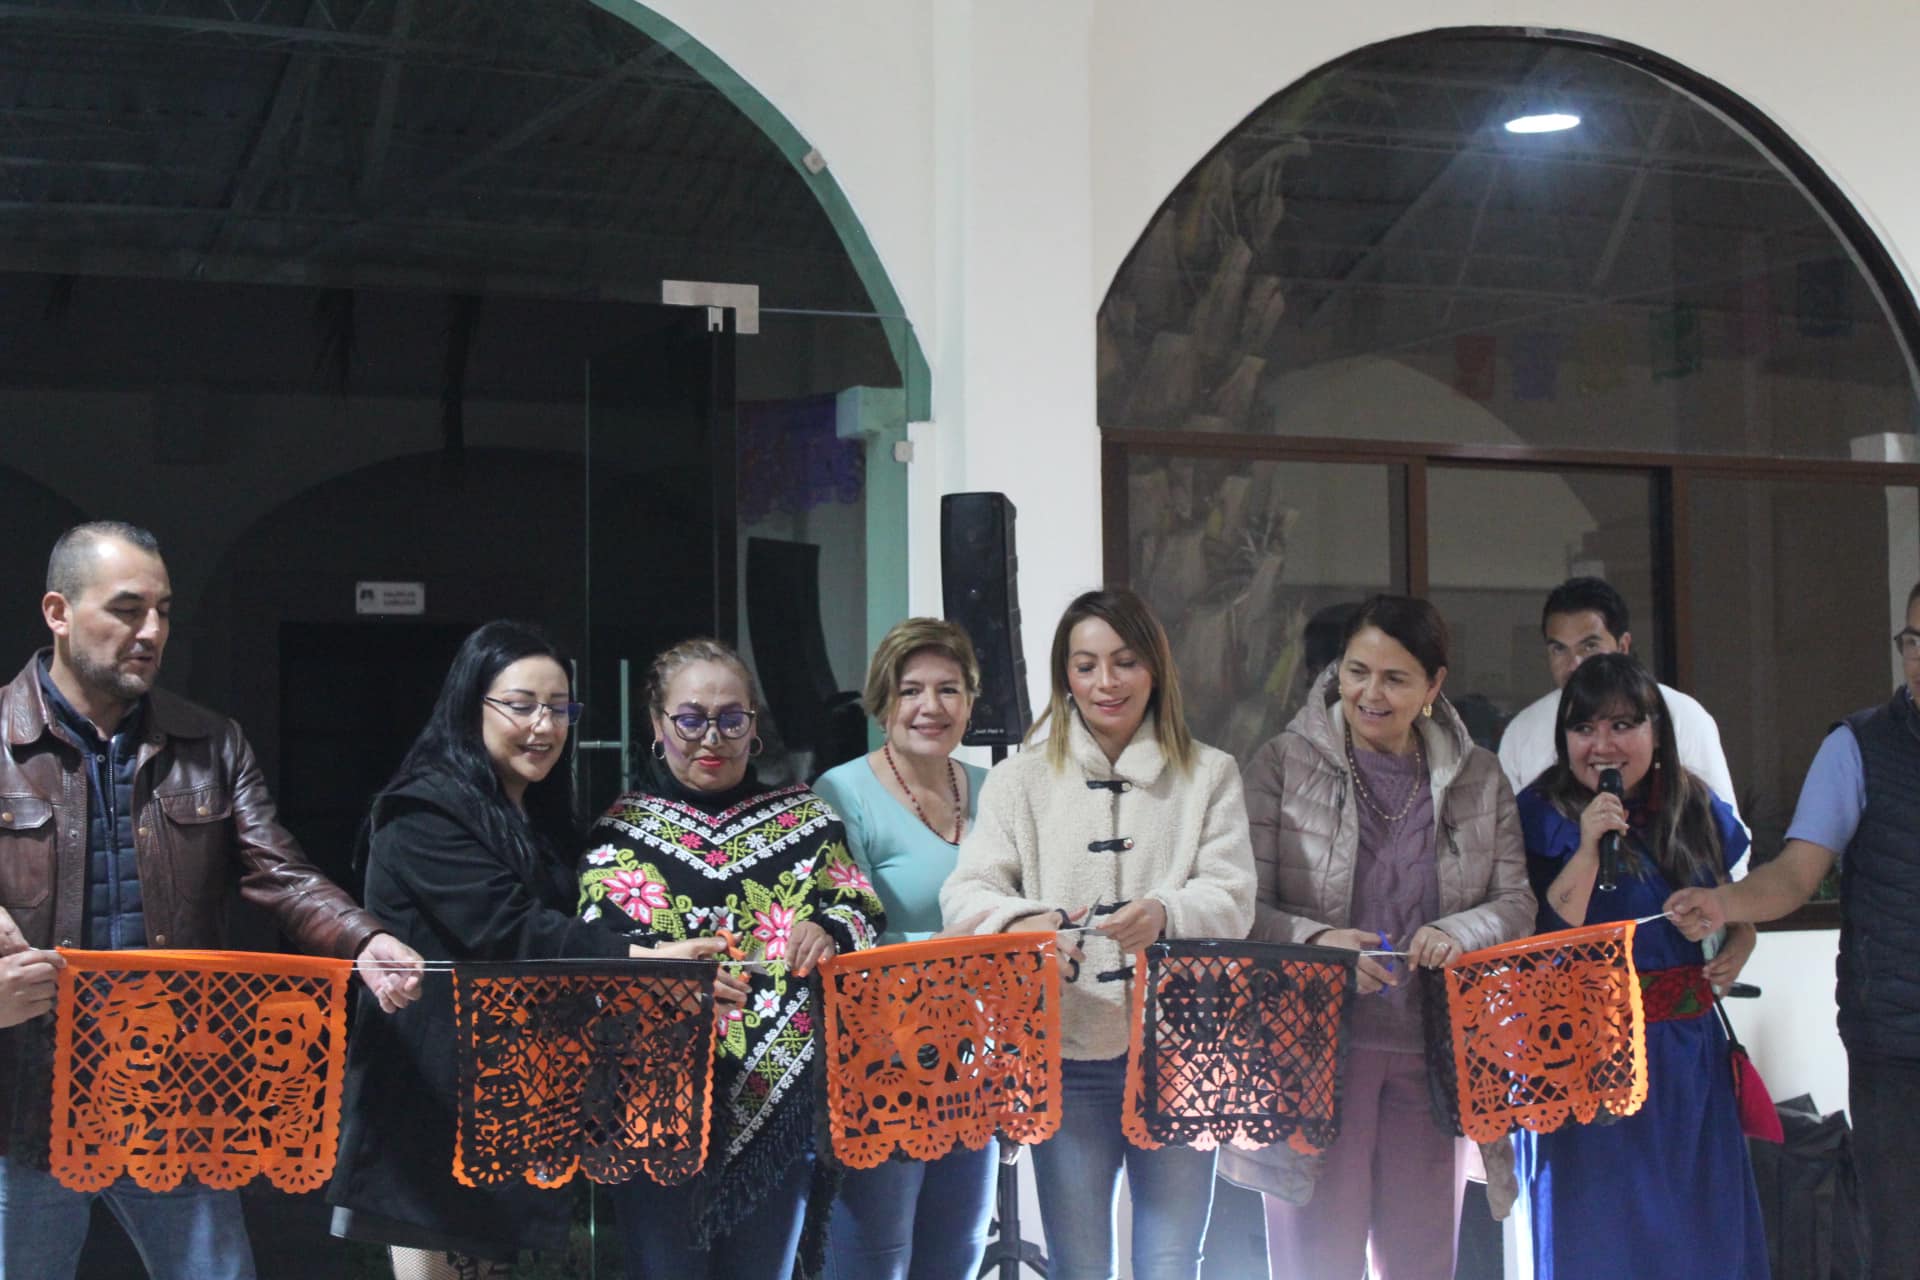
[579, 638, 885, 1280]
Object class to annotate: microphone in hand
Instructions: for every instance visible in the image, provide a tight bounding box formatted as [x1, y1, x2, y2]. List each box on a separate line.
[1596, 767, 1623, 893]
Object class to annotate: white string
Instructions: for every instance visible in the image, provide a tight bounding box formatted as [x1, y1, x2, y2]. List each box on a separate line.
[354, 957, 788, 973]
[368, 921, 1666, 975]
[356, 928, 1096, 977]
[1355, 913, 1676, 962]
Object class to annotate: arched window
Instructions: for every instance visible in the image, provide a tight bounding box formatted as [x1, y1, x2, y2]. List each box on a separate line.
[1100, 30, 1920, 878]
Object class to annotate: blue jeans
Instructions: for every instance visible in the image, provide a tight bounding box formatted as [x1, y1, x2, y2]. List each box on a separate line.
[616, 1153, 811, 1280]
[823, 1142, 998, 1280]
[1029, 1056, 1219, 1280]
[0, 1155, 255, 1280]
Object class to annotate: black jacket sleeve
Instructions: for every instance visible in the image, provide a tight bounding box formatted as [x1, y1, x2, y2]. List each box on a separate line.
[366, 799, 627, 963]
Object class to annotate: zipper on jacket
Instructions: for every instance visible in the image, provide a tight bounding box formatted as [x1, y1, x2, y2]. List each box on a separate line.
[1335, 767, 1355, 927]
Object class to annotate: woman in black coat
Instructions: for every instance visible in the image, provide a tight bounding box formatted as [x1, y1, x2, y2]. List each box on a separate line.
[325, 620, 740, 1279]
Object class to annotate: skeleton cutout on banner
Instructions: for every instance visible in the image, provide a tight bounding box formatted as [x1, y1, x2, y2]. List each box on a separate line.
[1123, 939, 1358, 1153]
[1426, 919, 1650, 1143]
[51, 950, 351, 1194]
[452, 958, 718, 1189]
[817, 934, 1063, 1169]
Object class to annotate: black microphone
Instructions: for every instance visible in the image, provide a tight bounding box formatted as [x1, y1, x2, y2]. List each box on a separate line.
[1596, 767, 1624, 893]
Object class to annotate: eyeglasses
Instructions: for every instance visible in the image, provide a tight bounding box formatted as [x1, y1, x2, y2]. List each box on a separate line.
[1895, 630, 1920, 658]
[665, 708, 757, 741]
[483, 697, 584, 726]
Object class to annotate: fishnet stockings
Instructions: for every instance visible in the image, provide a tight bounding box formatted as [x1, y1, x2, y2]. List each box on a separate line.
[388, 1245, 512, 1280]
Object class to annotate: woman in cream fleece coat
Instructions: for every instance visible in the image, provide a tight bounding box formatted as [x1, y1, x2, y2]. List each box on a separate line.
[941, 588, 1254, 1280]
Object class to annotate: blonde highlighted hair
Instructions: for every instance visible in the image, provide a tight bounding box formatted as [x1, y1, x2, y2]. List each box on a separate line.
[1029, 588, 1194, 774]
[645, 637, 759, 716]
[861, 617, 983, 723]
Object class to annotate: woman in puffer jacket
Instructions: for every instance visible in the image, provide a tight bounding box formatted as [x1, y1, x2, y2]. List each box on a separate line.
[1218, 594, 1534, 1280]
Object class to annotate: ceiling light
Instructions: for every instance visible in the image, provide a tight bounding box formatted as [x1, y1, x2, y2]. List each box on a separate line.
[1505, 112, 1581, 134]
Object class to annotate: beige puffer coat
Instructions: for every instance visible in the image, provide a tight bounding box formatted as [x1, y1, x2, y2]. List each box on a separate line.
[1217, 666, 1534, 1208]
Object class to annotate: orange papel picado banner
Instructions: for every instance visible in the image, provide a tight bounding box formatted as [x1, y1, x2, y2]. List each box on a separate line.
[1123, 939, 1357, 1154]
[1435, 919, 1649, 1143]
[817, 933, 1062, 1169]
[51, 949, 352, 1194]
[452, 958, 717, 1188]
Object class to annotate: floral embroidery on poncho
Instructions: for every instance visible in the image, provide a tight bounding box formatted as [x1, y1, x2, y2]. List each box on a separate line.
[578, 782, 883, 1232]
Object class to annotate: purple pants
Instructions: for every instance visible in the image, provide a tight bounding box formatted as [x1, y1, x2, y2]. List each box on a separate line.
[1262, 1048, 1466, 1280]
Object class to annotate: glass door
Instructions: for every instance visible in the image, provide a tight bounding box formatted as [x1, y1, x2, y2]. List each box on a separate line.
[580, 305, 918, 796]
[576, 304, 916, 1274]
[578, 304, 733, 1280]
[734, 309, 915, 775]
[581, 305, 737, 805]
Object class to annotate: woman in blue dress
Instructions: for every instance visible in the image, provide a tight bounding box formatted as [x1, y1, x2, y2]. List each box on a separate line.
[1512, 653, 1767, 1279]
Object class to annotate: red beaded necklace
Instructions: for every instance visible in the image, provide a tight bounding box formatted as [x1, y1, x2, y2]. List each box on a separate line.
[882, 742, 965, 844]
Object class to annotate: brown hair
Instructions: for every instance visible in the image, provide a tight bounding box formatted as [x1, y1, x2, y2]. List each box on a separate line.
[861, 617, 983, 722]
[1029, 588, 1194, 773]
[1342, 594, 1451, 678]
[645, 637, 759, 717]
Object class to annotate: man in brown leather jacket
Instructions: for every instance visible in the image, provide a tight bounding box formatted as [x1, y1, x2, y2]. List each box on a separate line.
[0, 521, 424, 1280]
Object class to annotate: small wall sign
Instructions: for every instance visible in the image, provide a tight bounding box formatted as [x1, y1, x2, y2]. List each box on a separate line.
[355, 581, 426, 616]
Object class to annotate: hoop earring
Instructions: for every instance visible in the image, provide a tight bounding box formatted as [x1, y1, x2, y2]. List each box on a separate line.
[1421, 703, 1434, 718]
[749, 737, 765, 757]
[651, 740, 666, 760]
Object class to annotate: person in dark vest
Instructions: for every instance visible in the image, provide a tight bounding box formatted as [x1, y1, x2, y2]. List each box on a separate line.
[1667, 577, 1920, 1280]
[0, 521, 426, 1280]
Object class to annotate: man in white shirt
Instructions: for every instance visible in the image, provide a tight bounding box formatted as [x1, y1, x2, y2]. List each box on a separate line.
[1497, 578, 1744, 838]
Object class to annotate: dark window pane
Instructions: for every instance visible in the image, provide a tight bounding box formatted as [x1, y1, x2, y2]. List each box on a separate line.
[1427, 466, 1661, 749]
[1125, 454, 1396, 760]
[1687, 478, 1915, 863]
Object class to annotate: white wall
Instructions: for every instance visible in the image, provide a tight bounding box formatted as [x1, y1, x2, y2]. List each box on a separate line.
[1741, 929, 1848, 1110]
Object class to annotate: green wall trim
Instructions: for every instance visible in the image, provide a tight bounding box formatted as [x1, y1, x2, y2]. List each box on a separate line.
[587, 0, 932, 421]
[837, 385, 911, 751]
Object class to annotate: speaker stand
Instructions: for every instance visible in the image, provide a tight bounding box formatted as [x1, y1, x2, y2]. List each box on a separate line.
[980, 1138, 1049, 1279]
[978, 742, 1048, 1279]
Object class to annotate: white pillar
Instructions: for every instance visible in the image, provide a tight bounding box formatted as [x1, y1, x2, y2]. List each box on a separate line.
[924, 0, 1100, 720]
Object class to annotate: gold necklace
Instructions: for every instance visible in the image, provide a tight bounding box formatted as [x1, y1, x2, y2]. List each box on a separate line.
[1344, 724, 1427, 823]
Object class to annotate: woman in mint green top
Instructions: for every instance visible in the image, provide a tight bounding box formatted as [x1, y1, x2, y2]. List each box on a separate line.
[814, 752, 986, 944]
[816, 617, 999, 1280]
